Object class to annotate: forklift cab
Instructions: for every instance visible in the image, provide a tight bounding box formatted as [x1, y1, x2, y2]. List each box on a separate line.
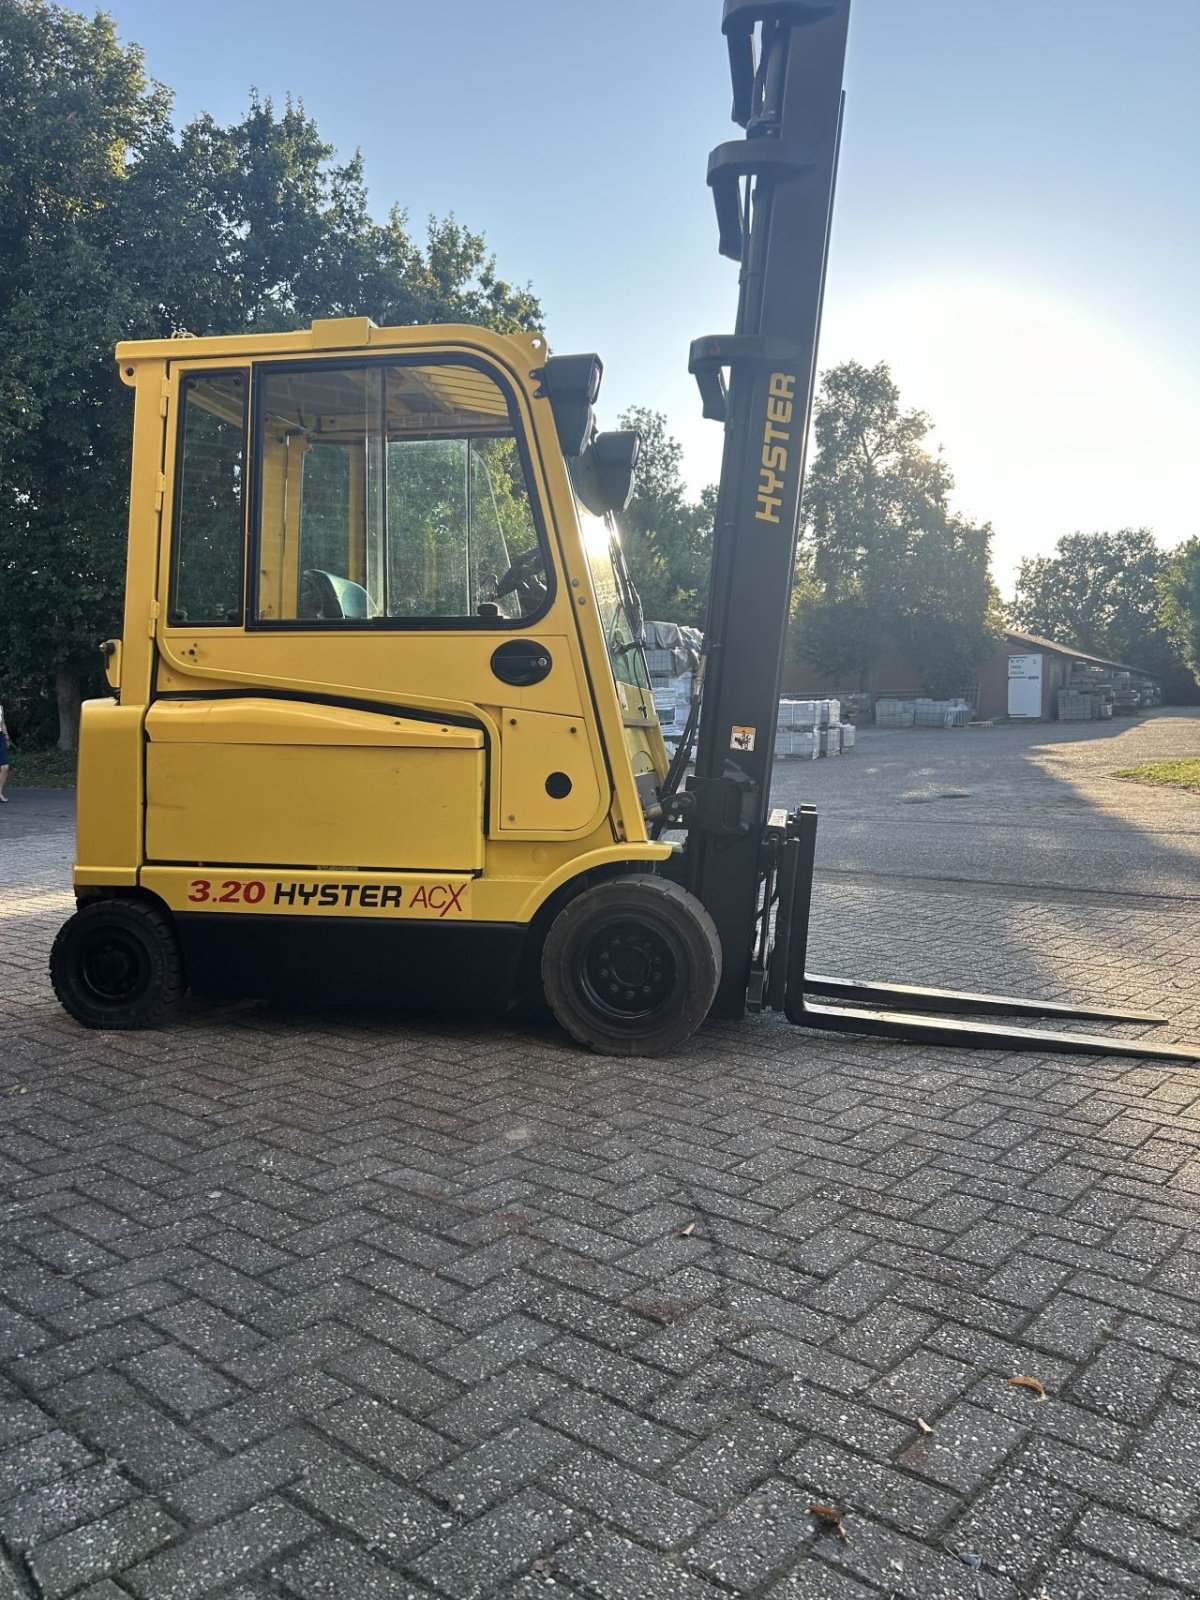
[55, 319, 718, 1053]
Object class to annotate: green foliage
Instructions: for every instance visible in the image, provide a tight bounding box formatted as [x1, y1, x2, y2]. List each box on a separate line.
[616, 407, 712, 626]
[793, 361, 1000, 691]
[1158, 539, 1200, 685]
[0, 0, 541, 747]
[1115, 759, 1200, 793]
[1009, 529, 1197, 700]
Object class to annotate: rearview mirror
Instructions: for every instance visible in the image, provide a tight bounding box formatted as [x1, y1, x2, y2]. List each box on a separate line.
[592, 430, 641, 514]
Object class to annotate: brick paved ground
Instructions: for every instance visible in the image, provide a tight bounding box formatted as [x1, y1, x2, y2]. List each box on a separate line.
[2, 712, 1199, 1599]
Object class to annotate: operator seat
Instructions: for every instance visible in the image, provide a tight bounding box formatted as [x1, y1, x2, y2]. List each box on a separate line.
[298, 569, 372, 620]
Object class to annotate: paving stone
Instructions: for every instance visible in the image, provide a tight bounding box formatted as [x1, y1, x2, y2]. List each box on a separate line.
[540, 1389, 686, 1475]
[121, 1342, 240, 1418]
[764, 1380, 911, 1458]
[148, 1298, 266, 1361]
[666, 1412, 801, 1510]
[197, 1370, 352, 1451]
[546, 1449, 709, 1548]
[73, 1398, 216, 1487]
[290, 1442, 443, 1555]
[867, 1348, 977, 1421]
[686, 1478, 816, 1590]
[0, 1427, 93, 1496]
[1036, 1547, 1193, 1600]
[411, 1487, 581, 1599]
[325, 1338, 461, 1418]
[552, 1525, 726, 1600]
[1126, 1402, 1200, 1493]
[220, 1323, 364, 1389]
[0, 1460, 136, 1548]
[948, 1461, 1084, 1583]
[28, 1500, 179, 1598]
[785, 1437, 961, 1538]
[763, 1559, 881, 1599]
[318, 1393, 455, 1481]
[1076, 1506, 1200, 1592]
[162, 1427, 309, 1521]
[1013, 1436, 1195, 1531]
[426, 1363, 567, 1444]
[534, 1335, 664, 1409]
[829, 1300, 936, 1368]
[434, 1315, 555, 1383]
[124, 1497, 316, 1599]
[0, 1391, 53, 1448]
[898, 1402, 1026, 1494]
[272, 1533, 440, 1598]
[420, 1420, 574, 1516]
[649, 1353, 778, 1437]
[1023, 1291, 1120, 1359]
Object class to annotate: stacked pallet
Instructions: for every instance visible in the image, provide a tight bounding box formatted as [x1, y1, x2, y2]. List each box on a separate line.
[775, 699, 854, 758]
[877, 697, 970, 728]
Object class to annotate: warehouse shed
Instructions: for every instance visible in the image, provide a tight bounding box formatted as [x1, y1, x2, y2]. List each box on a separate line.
[783, 630, 1163, 722]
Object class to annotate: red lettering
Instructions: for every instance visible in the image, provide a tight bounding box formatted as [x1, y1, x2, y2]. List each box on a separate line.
[188, 879, 211, 903]
[439, 883, 466, 918]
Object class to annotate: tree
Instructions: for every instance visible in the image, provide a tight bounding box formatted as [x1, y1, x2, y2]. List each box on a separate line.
[1008, 529, 1196, 700]
[617, 407, 712, 625]
[1158, 539, 1200, 685]
[0, 0, 540, 749]
[792, 361, 1000, 691]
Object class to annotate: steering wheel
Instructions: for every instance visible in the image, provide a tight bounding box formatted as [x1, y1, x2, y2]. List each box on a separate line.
[493, 546, 547, 613]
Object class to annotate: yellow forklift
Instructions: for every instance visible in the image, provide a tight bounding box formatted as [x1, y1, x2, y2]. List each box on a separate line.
[51, 0, 1198, 1063]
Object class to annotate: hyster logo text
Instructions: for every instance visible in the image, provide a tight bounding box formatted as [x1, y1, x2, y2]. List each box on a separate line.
[754, 371, 797, 525]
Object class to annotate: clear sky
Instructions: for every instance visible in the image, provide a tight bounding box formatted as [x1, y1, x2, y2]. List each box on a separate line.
[100, 0, 1199, 591]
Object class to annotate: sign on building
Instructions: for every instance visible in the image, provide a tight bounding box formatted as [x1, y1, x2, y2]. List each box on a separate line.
[1008, 653, 1043, 718]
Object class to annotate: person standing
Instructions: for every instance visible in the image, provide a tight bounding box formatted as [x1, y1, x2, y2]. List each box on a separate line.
[0, 701, 10, 801]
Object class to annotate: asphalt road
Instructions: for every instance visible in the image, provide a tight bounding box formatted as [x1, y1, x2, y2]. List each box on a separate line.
[774, 709, 1200, 906]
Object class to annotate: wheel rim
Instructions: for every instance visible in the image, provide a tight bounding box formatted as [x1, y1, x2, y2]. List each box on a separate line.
[576, 914, 685, 1030]
[78, 930, 153, 1006]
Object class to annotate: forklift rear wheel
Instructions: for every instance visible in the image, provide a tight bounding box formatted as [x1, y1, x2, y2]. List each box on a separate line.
[50, 898, 185, 1030]
[541, 875, 721, 1056]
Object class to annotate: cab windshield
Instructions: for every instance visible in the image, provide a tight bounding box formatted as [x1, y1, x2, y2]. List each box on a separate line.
[568, 452, 649, 692]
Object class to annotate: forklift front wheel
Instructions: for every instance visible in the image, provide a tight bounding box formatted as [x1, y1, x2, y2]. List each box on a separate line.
[50, 898, 185, 1030]
[541, 875, 721, 1057]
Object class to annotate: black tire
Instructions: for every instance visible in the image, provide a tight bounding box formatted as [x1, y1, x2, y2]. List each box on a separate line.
[540, 874, 721, 1057]
[50, 898, 185, 1030]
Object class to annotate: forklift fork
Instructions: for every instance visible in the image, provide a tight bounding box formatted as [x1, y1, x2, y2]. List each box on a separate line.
[762, 807, 1200, 1064]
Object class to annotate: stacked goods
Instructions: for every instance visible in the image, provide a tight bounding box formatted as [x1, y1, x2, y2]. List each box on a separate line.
[840, 723, 856, 750]
[1057, 690, 1092, 722]
[877, 697, 969, 728]
[913, 698, 972, 728]
[774, 697, 853, 757]
[876, 698, 916, 727]
[773, 723, 819, 759]
[652, 688, 679, 727]
[781, 698, 841, 730]
[645, 621, 703, 745]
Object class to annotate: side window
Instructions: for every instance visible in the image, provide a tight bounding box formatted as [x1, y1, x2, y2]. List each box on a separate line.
[253, 360, 543, 625]
[170, 373, 247, 625]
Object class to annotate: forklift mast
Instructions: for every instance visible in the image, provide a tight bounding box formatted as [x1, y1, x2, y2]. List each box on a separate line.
[684, 0, 850, 1015]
